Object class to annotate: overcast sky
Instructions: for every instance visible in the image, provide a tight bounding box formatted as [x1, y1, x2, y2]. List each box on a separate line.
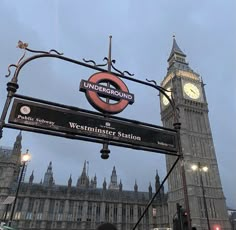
[0, 0, 235, 208]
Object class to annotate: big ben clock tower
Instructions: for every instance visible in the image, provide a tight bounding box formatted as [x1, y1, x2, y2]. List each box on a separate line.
[160, 36, 230, 230]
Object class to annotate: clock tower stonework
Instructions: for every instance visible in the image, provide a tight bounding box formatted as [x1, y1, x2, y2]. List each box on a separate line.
[160, 37, 230, 230]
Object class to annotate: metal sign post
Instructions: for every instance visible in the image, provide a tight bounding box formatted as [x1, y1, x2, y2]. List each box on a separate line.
[0, 39, 191, 229]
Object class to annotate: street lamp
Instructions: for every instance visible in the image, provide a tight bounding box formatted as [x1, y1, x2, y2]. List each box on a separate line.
[191, 162, 210, 230]
[8, 150, 31, 227]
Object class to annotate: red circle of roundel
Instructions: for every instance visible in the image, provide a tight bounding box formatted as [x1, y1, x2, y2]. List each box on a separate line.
[86, 72, 130, 114]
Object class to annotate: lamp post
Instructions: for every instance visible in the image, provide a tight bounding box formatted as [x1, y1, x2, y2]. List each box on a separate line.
[174, 122, 192, 230]
[191, 162, 210, 230]
[8, 150, 30, 227]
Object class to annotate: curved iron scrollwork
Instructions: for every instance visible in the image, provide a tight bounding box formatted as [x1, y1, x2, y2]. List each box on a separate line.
[18, 40, 63, 55]
[6, 41, 63, 78]
[82, 57, 108, 67]
[110, 59, 134, 76]
[83, 57, 134, 76]
[6, 64, 18, 78]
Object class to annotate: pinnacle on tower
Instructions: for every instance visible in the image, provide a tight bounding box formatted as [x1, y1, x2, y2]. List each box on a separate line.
[155, 170, 160, 192]
[48, 161, 52, 170]
[76, 160, 89, 188]
[29, 170, 34, 184]
[11, 132, 23, 184]
[149, 182, 152, 191]
[93, 174, 97, 188]
[103, 178, 107, 190]
[119, 180, 123, 191]
[149, 182, 152, 199]
[12, 131, 22, 156]
[168, 35, 186, 61]
[109, 166, 119, 190]
[134, 179, 138, 192]
[167, 35, 192, 72]
[68, 174, 72, 187]
[82, 160, 86, 174]
[43, 161, 54, 186]
[17, 130, 22, 140]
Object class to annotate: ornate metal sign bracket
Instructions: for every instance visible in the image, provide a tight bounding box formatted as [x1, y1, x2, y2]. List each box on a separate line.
[0, 37, 184, 230]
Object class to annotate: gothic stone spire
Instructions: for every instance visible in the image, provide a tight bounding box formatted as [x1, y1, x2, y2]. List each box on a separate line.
[43, 161, 54, 186]
[167, 35, 192, 73]
[29, 170, 34, 184]
[77, 161, 89, 188]
[12, 131, 22, 157]
[109, 166, 119, 190]
[68, 174, 72, 188]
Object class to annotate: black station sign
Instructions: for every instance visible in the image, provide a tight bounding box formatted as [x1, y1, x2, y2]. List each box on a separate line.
[80, 72, 134, 114]
[9, 99, 178, 153]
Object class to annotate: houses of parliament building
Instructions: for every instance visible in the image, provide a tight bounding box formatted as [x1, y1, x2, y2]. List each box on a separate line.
[0, 132, 168, 230]
[0, 37, 231, 230]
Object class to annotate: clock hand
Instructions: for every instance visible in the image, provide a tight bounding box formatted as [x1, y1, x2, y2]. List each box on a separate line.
[190, 89, 196, 94]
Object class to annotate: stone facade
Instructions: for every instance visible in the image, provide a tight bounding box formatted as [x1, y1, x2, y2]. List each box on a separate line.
[0, 136, 169, 230]
[160, 37, 231, 230]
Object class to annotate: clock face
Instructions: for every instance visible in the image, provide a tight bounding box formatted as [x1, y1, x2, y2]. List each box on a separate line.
[162, 87, 171, 106]
[183, 82, 200, 100]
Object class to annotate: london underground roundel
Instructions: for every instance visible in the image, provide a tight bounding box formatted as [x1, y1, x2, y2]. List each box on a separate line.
[80, 72, 134, 114]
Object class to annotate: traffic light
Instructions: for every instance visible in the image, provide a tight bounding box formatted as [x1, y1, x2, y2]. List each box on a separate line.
[213, 225, 220, 230]
[174, 203, 189, 230]
[181, 208, 188, 230]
